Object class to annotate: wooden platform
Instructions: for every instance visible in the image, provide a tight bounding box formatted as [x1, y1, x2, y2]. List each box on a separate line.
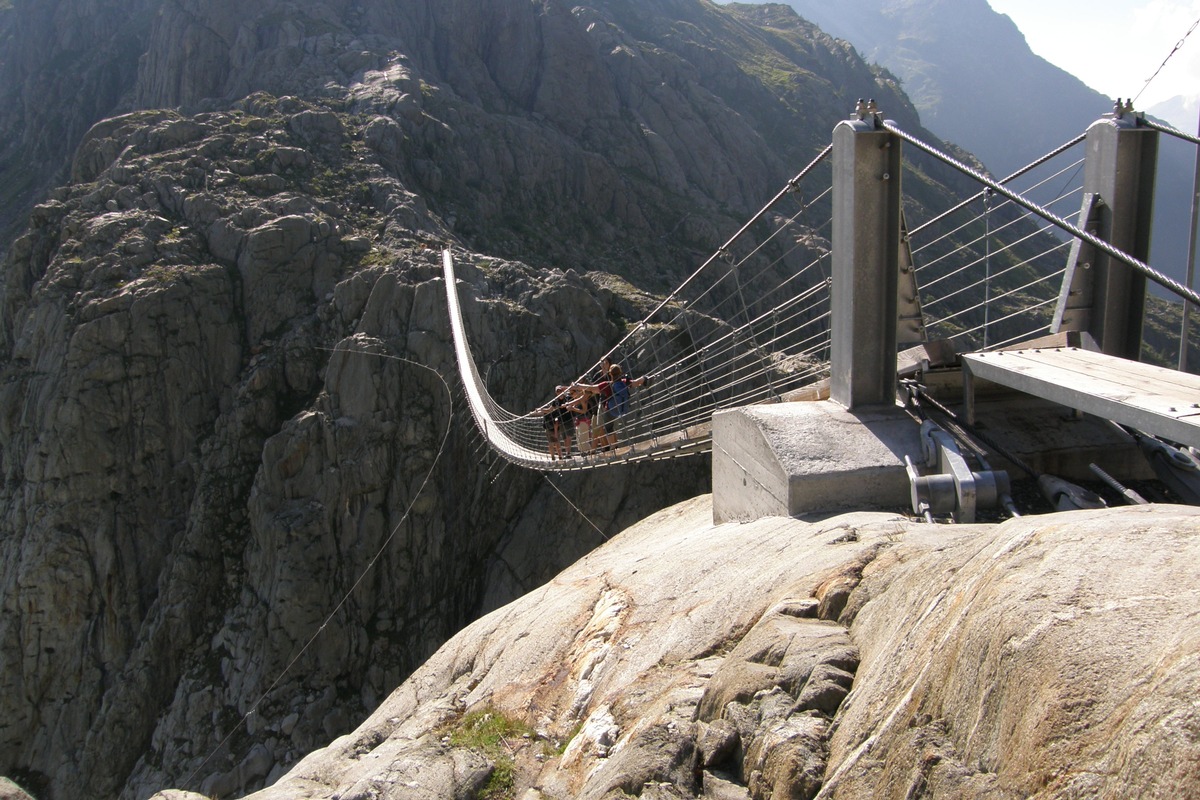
[961, 347, 1200, 449]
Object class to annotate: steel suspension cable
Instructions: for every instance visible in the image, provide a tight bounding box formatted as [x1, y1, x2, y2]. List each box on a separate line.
[912, 174, 1082, 277]
[923, 223, 1072, 302]
[883, 121, 1200, 307]
[909, 133, 1087, 238]
[445, 142, 838, 470]
[1131, 15, 1200, 107]
[649, 188, 830, 334]
[627, 217, 832, 400]
[1140, 117, 1200, 147]
[599, 145, 833, 368]
[635, 296, 830, 422]
[913, 159, 1084, 271]
[637, 273, 830, 393]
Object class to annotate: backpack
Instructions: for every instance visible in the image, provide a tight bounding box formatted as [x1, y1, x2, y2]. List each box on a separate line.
[543, 399, 562, 431]
[607, 378, 630, 417]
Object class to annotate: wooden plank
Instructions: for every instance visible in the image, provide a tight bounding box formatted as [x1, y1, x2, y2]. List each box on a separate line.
[979, 352, 1195, 415]
[971, 349, 1200, 409]
[962, 347, 1200, 448]
[1036, 348, 1200, 394]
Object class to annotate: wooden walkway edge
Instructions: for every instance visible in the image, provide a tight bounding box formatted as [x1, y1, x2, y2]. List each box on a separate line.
[962, 347, 1200, 449]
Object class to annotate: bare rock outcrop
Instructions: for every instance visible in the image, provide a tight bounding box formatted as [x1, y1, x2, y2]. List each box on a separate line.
[228, 500, 1200, 800]
[0, 0, 160, 251]
[0, 0, 936, 284]
[824, 505, 1200, 798]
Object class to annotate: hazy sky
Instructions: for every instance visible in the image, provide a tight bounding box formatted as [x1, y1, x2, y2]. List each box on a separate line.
[987, 0, 1200, 112]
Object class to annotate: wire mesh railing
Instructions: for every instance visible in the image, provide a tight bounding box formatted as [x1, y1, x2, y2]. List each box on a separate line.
[906, 144, 1087, 351]
[448, 115, 1200, 474]
[1142, 115, 1200, 372]
[444, 145, 837, 471]
[893, 119, 1200, 367]
[886, 120, 1200, 308]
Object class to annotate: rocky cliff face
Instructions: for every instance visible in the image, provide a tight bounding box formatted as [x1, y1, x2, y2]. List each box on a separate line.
[0, 0, 159, 256]
[0, 100, 713, 800]
[0, 0, 933, 281]
[0, 2, 971, 799]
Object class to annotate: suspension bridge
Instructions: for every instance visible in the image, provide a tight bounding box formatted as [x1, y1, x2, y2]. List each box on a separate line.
[444, 100, 1200, 520]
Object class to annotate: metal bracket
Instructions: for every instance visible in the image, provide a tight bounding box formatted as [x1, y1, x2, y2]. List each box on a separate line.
[906, 420, 1011, 523]
[1136, 434, 1200, 505]
[1037, 474, 1106, 511]
[1052, 192, 1103, 334]
[897, 210, 926, 347]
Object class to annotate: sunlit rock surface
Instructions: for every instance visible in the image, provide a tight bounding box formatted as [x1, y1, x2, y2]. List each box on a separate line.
[234, 499, 1200, 800]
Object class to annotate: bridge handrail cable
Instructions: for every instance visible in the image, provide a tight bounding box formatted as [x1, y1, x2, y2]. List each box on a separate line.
[445, 139, 840, 471]
[909, 133, 1087, 238]
[650, 194, 830, 365]
[884, 121, 1200, 308]
[916, 194, 1078, 290]
[1141, 116, 1200, 147]
[597, 144, 834, 375]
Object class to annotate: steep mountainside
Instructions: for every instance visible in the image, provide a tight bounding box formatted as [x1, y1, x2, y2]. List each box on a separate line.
[1149, 95, 1197, 130]
[0, 0, 160, 260]
[771, 0, 1196, 291]
[0, 2, 991, 799]
[774, 0, 1111, 172]
[0, 0, 925, 279]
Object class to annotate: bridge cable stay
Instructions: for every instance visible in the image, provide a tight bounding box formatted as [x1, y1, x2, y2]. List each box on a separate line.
[984, 189, 992, 347]
[913, 196, 1078, 299]
[909, 132, 1088, 239]
[908, 144, 1087, 349]
[1136, 117, 1200, 148]
[614, 143, 833, 344]
[911, 146, 1086, 282]
[885, 121, 1200, 308]
[1131, 14, 1200, 107]
[571, 204, 831, 429]
[637, 217, 831, 403]
[593, 151, 834, 425]
[541, 473, 611, 542]
[443, 145, 838, 470]
[1140, 113, 1200, 371]
[907, 148, 1089, 277]
[888, 117, 1200, 465]
[919, 230, 1073, 349]
[182, 342, 455, 791]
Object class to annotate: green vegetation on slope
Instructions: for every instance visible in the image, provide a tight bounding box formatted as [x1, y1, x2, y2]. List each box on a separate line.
[447, 708, 535, 800]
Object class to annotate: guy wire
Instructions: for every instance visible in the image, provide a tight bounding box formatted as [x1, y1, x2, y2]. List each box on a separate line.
[1132, 15, 1200, 106]
[543, 473, 611, 542]
[183, 343, 455, 790]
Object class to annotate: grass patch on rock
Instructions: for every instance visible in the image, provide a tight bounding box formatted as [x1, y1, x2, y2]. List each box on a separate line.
[446, 707, 535, 800]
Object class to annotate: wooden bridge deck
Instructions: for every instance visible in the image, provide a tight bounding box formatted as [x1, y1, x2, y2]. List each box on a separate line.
[962, 346, 1200, 449]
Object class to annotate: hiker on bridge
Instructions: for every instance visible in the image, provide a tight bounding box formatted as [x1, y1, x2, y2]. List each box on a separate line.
[566, 384, 595, 454]
[574, 362, 649, 451]
[536, 386, 574, 460]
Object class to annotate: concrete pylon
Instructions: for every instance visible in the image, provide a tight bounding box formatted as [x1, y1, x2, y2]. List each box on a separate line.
[830, 101, 902, 408]
[1078, 105, 1158, 359]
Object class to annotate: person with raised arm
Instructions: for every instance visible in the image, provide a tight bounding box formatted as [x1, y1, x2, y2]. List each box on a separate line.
[573, 363, 649, 451]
